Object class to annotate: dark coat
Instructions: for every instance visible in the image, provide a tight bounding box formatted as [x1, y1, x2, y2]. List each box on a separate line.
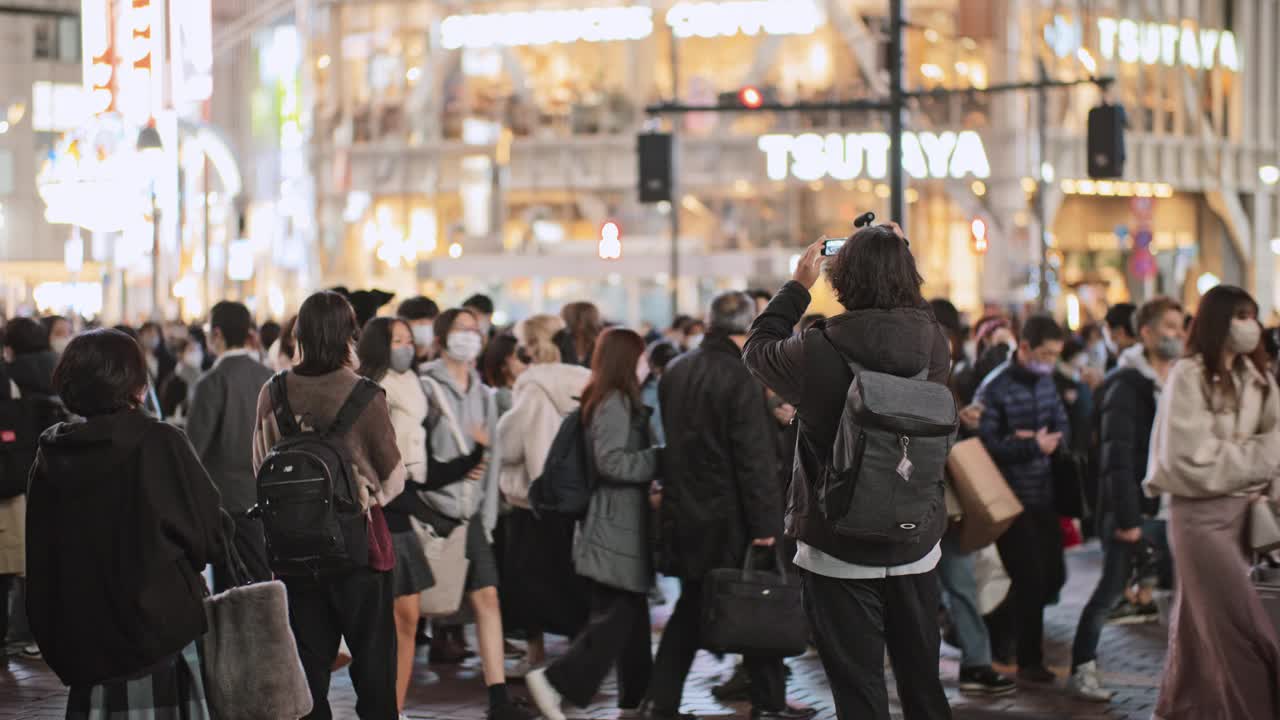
[1097, 366, 1161, 529]
[26, 410, 223, 687]
[658, 333, 782, 579]
[743, 281, 951, 567]
[185, 353, 274, 513]
[976, 362, 1071, 509]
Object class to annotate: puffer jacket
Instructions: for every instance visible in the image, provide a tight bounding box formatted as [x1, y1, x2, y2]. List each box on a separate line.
[1144, 355, 1280, 500]
[743, 280, 951, 567]
[976, 361, 1071, 510]
[496, 363, 591, 508]
[573, 391, 660, 593]
[1097, 345, 1163, 528]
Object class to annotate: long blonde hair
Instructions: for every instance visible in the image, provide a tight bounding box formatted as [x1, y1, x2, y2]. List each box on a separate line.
[515, 314, 565, 365]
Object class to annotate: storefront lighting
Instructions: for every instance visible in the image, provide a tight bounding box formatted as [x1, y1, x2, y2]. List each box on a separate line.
[406, 67, 422, 83]
[0, 121, 8, 135]
[268, 287, 286, 319]
[656, 200, 672, 215]
[855, 179, 873, 193]
[441, 7, 655, 49]
[192, 250, 205, 273]
[1259, 165, 1280, 185]
[64, 230, 84, 273]
[317, 55, 331, 70]
[1196, 272, 1220, 295]
[1076, 48, 1097, 74]
[971, 180, 986, 197]
[1055, 16, 1241, 72]
[1135, 182, 1153, 197]
[924, 28, 939, 43]
[808, 181, 824, 192]
[758, 131, 990, 182]
[840, 180, 856, 191]
[1020, 177, 1037, 194]
[1060, 179, 1077, 194]
[733, 179, 751, 194]
[905, 188, 919, 204]
[228, 240, 255, 282]
[33, 282, 103, 317]
[1066, 294, 1081, 332]
[448, 242, 464, 259]
[1040, 163, 1055, 183]
[0, 203, 5, 230]
[1014, 211, 1030, 228]
[738, 86, 764, 110]
[920, 63, 944, 81]
[1270, 237, 1280, 256]
[1077, 180, 1096, 195]
[362, 219, 379, 250]
[1097, 181, 1115, 196]
[1154, 183, 1174, 198]
[874, 184, 890, 199]
[666, 1, 823, 39]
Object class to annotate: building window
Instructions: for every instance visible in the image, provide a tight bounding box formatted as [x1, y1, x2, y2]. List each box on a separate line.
[34, 17, 81, 63]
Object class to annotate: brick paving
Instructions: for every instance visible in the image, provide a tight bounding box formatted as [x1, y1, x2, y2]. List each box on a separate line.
[0, 544, 1166, 719]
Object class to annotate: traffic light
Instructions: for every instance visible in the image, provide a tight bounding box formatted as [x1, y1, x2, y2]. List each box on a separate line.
[638, 133, 673, 204]
[599, 221, 622, 260]
[1087, 104, 1126, 179]
[970, 217, 988, 255]
[718, 85, 771, 109]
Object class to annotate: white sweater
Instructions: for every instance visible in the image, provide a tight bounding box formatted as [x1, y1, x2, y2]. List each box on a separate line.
[380, 369, 429, 484]
[497, 363, 591, 508]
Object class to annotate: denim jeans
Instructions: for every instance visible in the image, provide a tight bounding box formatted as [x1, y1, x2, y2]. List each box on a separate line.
[1070, 515, 1170, 670]
[938, 533, 991, 668]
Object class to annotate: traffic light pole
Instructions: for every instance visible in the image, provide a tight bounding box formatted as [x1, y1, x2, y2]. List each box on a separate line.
[1036, 61, 1052, 311]
[888, 0, 906, 230]
[668, 25, 682, 318]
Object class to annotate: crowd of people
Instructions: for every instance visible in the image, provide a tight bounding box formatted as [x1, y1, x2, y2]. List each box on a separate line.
[2, 221, 1280, 720]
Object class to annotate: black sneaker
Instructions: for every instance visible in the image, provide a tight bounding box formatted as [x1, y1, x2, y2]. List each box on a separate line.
[711, 663, 751, 701]
[487, 699, 539, 720]
[959, 666, 1017, 695]
[1016, 665, 1058, 685]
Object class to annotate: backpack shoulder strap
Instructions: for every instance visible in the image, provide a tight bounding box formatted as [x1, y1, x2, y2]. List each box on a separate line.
[269, 371, 301, 437]
[328, 377, 381, 438]
[422, 376, 470, 456]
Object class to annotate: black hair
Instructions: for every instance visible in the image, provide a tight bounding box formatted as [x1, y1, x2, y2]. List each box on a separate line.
[929, 299, 962, 336]
[799, 314, 826, 333]
[1021, 314, 1066, 349]
[5, 317, 51, 355]
[433, 308, 478, 350]
[747, 289, 772, 303]
[463, 294, 495, 316]
[646, 340, 680, 373]
[113, 324, 139, 341]
[209, 301, 254, 349]
[481, 333, 519, 388]
[294, 291, 359, 377]
[259, 321, 282, 354]
[356, 316, 409, 383]
[53, 328, 149, 417]
[397, 296, 440, 322]
[1061, 338, 1085, 362]
[41, 315, 69, 337]
[139, 321, 161, 336]
[827, 225, 925, 311]
[1105, 303, 1137, 337]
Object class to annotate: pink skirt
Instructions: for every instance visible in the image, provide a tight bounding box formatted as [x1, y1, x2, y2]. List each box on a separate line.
[1155, 495, 1280, 720]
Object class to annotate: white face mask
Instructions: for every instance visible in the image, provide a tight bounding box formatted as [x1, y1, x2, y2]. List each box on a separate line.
[446, 331, 483, 363]
[184, 347, 204, 369]
[51, 337, 71, 355]
[1229, 319, 1262, 355]
[687, 334, 705, 350]
[412, 324, 434, 350]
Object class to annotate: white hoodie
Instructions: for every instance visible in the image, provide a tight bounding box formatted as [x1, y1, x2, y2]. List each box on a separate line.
[497, 363, 592, 508]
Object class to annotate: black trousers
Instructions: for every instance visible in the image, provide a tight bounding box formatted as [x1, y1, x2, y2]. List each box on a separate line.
[648, 579, 786, 714]
[546, 582, 652, 708]
[213, 516, 272, 593]
[283, 568, 397, 720]
[803, 569, 951, 720]
[0, 574, 12, 646]
[993, 507, 1065, 668]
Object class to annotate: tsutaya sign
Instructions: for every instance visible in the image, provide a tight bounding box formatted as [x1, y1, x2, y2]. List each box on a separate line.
[1044, 14, 1240, 71]
[758, 131, 991, 182]
[440, 1, 822, 49]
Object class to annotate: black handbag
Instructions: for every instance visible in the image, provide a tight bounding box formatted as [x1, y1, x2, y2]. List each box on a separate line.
[700, 545, 807, 657]
[1051, 449, 1087, 519]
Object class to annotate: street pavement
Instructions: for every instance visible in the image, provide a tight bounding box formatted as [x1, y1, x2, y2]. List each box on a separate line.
[0, 543, 1166, 719]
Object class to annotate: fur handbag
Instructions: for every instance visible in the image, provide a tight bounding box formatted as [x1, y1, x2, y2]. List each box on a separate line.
[202, 513, 313, 720]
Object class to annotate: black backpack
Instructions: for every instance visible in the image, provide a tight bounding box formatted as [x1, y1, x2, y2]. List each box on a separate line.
[528, 408, 595, 519]
[0, 368, 68, 499]
[253, 372, 379, 576]
[808, 331, 957, 544]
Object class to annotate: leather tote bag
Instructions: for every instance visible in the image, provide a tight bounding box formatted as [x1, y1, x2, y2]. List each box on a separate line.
[700, 546, 807, 657]
[414, 517, 470, 616]
[202, 513, 313, 720]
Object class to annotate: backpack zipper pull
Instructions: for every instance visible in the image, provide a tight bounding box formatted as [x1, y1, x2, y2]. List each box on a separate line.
[896, 435, 914, 482]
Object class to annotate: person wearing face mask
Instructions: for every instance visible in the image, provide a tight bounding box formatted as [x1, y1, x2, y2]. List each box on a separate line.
[185, 301, 275, 590]
[1143, 286, 1280, 719]
[137, 321, 176, 388]
[1102, 303, 1138, 370]
[41, 315, 73, 357]
[398, 295, 441, 365]
[1053, 341, 1096, 461]
[416, 308, 536, 720]
[975, 315, 1071, 686]
[1066, 297, 1184, 702]
[464, 294, 497, 341]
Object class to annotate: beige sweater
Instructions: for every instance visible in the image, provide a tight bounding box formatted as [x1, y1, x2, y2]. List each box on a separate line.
[496, 363, 591, 508]
[1144, 356, 1280, 499]
[380, 369, 428, 483]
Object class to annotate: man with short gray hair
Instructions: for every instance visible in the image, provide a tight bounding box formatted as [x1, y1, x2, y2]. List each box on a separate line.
[644, 293, 813, 720]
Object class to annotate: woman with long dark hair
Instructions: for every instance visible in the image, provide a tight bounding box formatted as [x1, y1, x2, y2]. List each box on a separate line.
[355, 317, 436, 713]
[1145, 284, 1280, 719]
[527, 328, 660, 720]
[481, 333, 524, 416]
[556, 302, 602, 368]
[252, 291, 406, 719]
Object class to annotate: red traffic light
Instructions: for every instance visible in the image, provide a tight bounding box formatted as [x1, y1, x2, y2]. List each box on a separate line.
[739, 86, 764, 109]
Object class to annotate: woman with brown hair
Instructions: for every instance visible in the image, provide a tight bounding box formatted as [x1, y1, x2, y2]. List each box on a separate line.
[556, 302, 602, 368]
[527, 328, 662, 720]
[1145, 284, 1280, 719]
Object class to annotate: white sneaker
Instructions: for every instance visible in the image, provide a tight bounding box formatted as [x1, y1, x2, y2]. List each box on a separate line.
[507, 657, 536, 680]
[1067, 661, 1116, 702]
[525, 668, 566, 720]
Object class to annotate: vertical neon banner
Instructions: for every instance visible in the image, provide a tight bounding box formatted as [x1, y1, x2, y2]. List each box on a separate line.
[82, 0, 115, 115]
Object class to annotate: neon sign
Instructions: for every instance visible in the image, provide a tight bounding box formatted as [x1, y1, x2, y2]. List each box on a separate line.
[82, 0, 114, 115]
[666, 1, 823, 39]
[1045, 15, 1240, 71]
[758, 131, 991, 182]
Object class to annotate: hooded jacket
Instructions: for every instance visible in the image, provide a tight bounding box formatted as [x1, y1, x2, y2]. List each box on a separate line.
[497, 363, 591, 509]
[419, 360, 500, 533]
[743, 281, 951, 567]
[26, 410, 223, 687]
[6, 350, 58, 398]
[1096, 345, 1164, 527]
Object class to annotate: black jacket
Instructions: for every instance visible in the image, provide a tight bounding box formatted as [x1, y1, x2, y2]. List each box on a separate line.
[6, 351, 58, 397]
[743, 281, 951, 566]
[26, 410, 223, 687]
[658, 333, 782, 579]
[1098, 365, 1161, 529]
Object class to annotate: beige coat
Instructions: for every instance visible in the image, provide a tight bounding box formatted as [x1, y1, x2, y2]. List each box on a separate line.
[380, 369, 429, 483]
[496, 363, 591, 508]
[0, 494, 24, 576]
[1144, 355, 1280, 500]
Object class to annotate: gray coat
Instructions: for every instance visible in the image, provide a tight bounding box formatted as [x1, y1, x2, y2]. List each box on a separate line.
[573, 391, 660, 594]
[185, 352, 274, 513]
